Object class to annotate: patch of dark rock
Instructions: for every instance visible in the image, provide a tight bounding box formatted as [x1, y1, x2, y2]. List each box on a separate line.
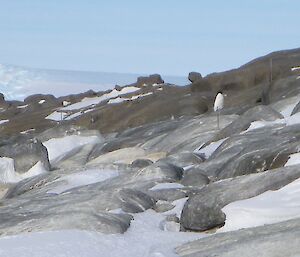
[188, 72, 202, 83]
[131, 159, 153, 168]
[181, 167, 210, 187]
[0, 138, 50, 173]
[118, 188, 156, 213]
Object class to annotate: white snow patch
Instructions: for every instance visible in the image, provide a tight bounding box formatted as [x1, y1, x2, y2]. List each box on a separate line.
[149, 183, 184, 191]
[0, 195, 202, 257]
[164, 198, 189, 218]
[194, 138, 227, 159]
[43, 135, 101, 163]
[63, 100, 71, 106]
[20, 128, 35, 134]
[0, 158, 47, 183]
[61, 86, 140, 111]
[130, 92, 153, 100]
[47, 168, 119, 194]
[38, 99, 46, 104]
[285, 152, 300, 166]
[297, 75, 300, 80]
[245, 119, 286, 132]
[291, 66, 300, 71]
[108, 97, 127, 104]
[0, 119, 9, 124]
[17, 104, 28, 109]
[45, 111, 66, 121]
[219, 177, 300, 233]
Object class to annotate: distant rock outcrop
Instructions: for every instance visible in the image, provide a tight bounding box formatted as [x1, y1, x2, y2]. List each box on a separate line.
[136, 74, 164, 86]
[188, 72, 202, 83]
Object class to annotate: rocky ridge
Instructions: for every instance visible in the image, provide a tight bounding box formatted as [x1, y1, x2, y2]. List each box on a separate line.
[0, 48, 300, 256]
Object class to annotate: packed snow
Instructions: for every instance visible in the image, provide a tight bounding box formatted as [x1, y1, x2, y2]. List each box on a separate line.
[0, 119, 9, 124]
[61, 86, 140, 111]
[194, 138, 227, 159]
[0, 198, 203, 257]
[43, 135, 102, 164]
[285, 152, 300, 166]
[149, 183, 184, 191]
[0, 158, 47, 184]
[291, 66, 300, 71]
[47, 168, 119, 194]
[219, 177, 300, 233]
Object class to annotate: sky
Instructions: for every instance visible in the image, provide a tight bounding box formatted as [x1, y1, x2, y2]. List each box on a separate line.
[0, 0, 299, 76]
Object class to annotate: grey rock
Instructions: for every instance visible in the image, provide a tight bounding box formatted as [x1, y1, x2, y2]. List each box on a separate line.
[188, 72, 202, 83]
[200, 123, 300, 179]
[136, 74, 164, 86]
[208, 105, 284, 144]
[139, 161, 183, 181]
[131, 159, 153, 168]
[180, 164, 300, 232]
[181, 167, 210, 187]
[148, 188, 187, 202]
[0, 139, 50, 173]
[176, 217, 300, 257]
[118, 188, 156, 213]
[291, 100, 300, 115]
[154, 201, 175, 212]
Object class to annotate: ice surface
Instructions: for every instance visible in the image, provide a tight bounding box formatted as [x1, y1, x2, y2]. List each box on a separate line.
[219, 177, 300, 233]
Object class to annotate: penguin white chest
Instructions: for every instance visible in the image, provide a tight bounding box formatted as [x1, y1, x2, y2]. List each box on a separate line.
[214, 93, 224, 111]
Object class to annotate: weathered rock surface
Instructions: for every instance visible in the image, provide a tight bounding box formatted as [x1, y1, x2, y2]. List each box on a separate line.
[180, 164, 300, 231]
[118, 188, 156, 213]
[0, 139, 50, 173]
[176, 217, 300, 257]
[181, 167, 210, 187]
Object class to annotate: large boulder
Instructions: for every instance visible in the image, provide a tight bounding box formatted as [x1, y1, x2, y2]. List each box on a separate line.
[188, 72, 202, 83]
[118, 188, 156, 213]
[181, 167, 210, 187]
[0, 139, 50, 173]
[180, 164, 300, 232]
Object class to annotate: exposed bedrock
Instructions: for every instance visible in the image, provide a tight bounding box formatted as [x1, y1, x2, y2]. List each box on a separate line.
[180, 164, 300, 232]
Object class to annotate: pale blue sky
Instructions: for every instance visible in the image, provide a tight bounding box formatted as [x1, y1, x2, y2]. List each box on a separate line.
[0, 0, 299, 76]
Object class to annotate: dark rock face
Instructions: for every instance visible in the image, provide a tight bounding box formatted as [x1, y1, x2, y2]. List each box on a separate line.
[180, 164, 300, 232]
[176, 217, 300, 257]
[188, 72, 202, 83]
[0, 139, 50, 173]
[131, 159, 153, 168]
[291, 100, 300, 115]
[118, 188, 156, 213]
[136, 74, 164, 86]
[0, 93, 6, 106]
[181, 167, 210, 187]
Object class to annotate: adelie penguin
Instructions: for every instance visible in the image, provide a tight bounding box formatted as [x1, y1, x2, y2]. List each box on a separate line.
[214, 91, 224, 130]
